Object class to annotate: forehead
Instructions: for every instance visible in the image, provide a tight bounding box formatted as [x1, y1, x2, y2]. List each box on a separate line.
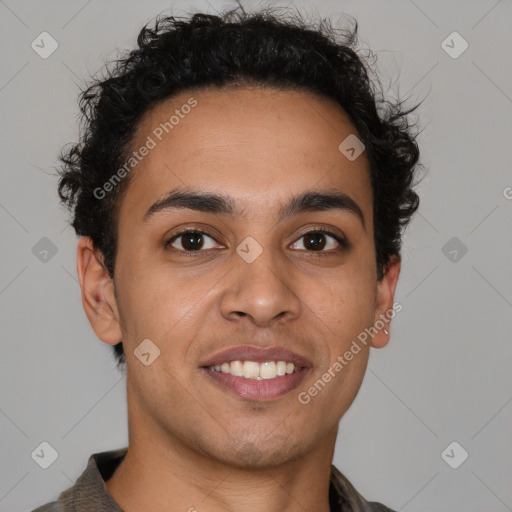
[120, 86, 372, 225]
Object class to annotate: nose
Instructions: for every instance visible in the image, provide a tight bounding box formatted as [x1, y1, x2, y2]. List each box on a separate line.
[219, 246, 302, 328]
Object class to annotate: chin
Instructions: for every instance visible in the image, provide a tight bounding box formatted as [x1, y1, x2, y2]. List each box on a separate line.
[211, 436, 307, 470]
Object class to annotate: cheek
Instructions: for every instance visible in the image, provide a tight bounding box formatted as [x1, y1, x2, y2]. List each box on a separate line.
[298, 277, 373, 419]
[115, 259, 220, 354]
[303, 266, 376, 341]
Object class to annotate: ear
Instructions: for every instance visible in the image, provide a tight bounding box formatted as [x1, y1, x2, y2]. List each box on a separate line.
[76, 236, 122, 345]
[371, 255, 401, 349]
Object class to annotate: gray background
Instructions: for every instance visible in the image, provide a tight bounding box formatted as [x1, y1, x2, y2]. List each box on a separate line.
[1, 0, 511, 510]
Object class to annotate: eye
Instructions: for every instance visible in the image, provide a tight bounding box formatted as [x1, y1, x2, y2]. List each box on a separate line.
[290, 228, 346, 252]
[165, 230, 222, 252]
[165, 227, 347, 255]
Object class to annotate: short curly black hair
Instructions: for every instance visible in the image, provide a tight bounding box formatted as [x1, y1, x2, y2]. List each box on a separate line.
[57, 6, 424, 367]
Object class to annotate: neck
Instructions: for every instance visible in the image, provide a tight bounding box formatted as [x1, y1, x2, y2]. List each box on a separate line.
[106, 424, 337, 512]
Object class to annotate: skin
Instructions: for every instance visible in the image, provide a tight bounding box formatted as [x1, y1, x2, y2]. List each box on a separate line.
[77, 86, 400, 512]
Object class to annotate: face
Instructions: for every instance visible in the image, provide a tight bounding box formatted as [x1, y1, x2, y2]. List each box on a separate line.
[79, 85, 400, 469]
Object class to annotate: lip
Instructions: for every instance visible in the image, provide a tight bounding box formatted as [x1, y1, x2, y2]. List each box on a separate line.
[202, 366, 310, 401]
[199, 345, 312, 401]
[200, 345, 312, 368]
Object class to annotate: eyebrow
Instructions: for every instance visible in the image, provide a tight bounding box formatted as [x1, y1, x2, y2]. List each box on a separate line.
[143, 187, 366, 229]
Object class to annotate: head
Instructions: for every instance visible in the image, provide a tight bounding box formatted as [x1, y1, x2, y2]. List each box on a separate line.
[59, 8, 422, 469]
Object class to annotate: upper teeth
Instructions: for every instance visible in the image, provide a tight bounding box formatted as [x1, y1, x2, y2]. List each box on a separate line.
[209, 360, 297, 380]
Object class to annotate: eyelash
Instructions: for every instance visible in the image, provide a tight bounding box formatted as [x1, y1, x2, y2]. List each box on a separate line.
[164, 227, 348, 256]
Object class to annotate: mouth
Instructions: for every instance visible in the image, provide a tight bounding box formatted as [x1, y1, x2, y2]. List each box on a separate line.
[200, 346, 311, 401]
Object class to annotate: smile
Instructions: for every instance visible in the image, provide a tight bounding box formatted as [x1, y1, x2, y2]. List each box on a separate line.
[207, 360, 300, 380]
[202, 363, 309, 401]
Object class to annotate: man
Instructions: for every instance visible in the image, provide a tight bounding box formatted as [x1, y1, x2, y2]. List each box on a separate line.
[34, 5, 422, 511]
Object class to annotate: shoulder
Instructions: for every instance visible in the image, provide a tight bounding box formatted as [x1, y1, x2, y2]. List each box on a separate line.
[31, 501, 66, 512]
[30, 448, 127, 512]
[330, 464, 396, 512]
[366, 502, 396, 512]
[31, 484, 74, 512]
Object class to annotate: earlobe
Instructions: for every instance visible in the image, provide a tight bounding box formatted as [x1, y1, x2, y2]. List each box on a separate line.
[371, 255, 401, 349]
[76, 236, 122, 345]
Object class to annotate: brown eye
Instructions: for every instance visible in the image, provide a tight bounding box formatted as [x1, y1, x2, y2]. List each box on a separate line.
[303, 232, 328, 251]
[166, 230, 220, 252]
[290, 229, 346, 252]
